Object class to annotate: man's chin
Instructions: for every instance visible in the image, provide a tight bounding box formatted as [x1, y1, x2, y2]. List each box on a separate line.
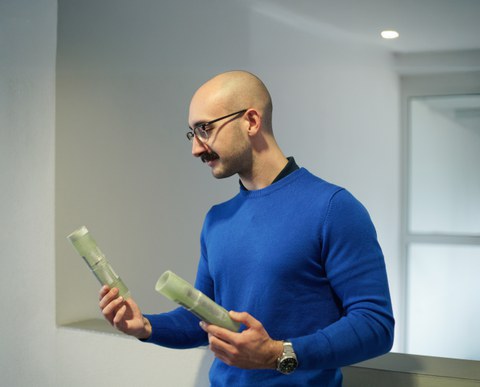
[210, 164, 235, 180]
[211, 169, 230, 179]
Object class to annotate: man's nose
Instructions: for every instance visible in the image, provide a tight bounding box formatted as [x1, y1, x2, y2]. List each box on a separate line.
[191, 136, 209, 157]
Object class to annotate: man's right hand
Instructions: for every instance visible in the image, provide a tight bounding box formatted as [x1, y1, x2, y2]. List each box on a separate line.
[99, 286, 152, 340]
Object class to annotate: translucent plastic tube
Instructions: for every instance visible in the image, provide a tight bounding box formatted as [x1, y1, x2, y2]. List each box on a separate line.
[155, 270, 240, 332]
[67, 226, 131, 299]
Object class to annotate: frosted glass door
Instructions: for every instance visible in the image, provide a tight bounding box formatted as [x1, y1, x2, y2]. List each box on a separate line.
[409, 95, 480, 235]
[406, 94, 480, 361]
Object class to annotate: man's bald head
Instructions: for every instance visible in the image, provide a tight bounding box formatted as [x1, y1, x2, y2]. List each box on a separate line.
[190, 70, 273, 131]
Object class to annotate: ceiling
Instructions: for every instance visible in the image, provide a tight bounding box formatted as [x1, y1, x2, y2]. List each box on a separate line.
[249, 0, 480, 53]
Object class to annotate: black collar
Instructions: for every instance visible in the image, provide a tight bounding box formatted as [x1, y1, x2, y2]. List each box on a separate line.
[239, 157, 299, 190]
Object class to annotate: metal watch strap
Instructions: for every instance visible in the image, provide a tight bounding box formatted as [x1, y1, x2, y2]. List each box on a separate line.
[276, 341, 298, 374]
[283, 342, 294, 356]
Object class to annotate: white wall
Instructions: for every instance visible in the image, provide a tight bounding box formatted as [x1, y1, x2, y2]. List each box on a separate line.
[0, 0, 57, 385]
[55, 0, 252, 324]
[1, 1, 211, 386]
[55, 0, 400, 326]
[1, 0, 401, 386]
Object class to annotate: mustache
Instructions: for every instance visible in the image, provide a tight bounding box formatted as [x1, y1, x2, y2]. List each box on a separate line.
[201, 151, 220, 163]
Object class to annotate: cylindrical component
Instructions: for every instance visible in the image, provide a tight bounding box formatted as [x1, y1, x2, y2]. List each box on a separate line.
[155, 270, 240, 332]
[67, 226, 131, 299]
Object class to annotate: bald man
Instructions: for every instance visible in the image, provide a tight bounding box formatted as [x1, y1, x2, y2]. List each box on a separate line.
[99, 71, 394, 386]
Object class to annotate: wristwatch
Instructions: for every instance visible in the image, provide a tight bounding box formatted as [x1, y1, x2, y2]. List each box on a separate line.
[276, 341, 298, 374]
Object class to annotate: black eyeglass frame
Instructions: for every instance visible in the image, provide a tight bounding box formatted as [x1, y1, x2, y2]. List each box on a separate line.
[186, 109, 248, 141]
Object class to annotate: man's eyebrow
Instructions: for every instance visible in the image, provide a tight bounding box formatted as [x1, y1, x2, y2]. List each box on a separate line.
[190, 120, 207, 130]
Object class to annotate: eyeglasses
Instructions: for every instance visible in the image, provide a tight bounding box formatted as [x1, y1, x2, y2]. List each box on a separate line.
[186, 109, 247, 142]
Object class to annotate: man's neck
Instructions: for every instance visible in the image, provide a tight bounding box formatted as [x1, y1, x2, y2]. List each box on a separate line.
[239, 151, 289, 191]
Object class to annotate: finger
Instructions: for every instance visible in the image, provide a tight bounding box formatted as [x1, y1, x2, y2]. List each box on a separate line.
[229, 311, 261, 329]
[201, 321, 236, 344]
[99, 285, 111, 300]
[99, 287, 119, 309]
[124, 298, 139, 313]
[199, 321, 209, 332]
[113, 303, 127, 326]
[208, 334, 237, 358]
[210, 344, 235, 366]
[101, 296, 124, 323]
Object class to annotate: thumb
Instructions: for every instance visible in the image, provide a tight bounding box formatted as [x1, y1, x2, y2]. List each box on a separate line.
[229, 311, 259, 329]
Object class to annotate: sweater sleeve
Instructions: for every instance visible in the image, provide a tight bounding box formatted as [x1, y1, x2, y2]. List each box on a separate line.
[290, 189, 394, 369]
[142, 307, 208, 349]
[141, 228, 212, 349]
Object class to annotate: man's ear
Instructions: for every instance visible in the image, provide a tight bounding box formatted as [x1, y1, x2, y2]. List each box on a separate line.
[245, 109, 261, 136]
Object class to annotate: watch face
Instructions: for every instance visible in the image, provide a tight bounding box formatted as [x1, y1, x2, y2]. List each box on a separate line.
[279, 357, 298, 374]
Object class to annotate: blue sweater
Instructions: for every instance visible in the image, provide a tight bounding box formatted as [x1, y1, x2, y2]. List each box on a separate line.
[145, 168, 394, 386]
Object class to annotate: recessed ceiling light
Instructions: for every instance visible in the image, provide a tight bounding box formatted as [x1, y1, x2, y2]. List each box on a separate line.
[381, 30, 399, 39]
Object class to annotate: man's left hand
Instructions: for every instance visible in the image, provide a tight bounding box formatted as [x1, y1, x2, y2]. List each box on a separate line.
[199, 311, 284, 369]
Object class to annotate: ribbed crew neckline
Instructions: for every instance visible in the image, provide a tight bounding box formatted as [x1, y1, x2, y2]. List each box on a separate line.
[238, 167, 307, 198]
